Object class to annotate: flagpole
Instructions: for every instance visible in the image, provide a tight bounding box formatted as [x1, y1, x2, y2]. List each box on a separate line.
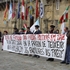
[35, 0, 36, 21]
[6, 0, 9, 32]
[18, 0, 20, 29]
[13, 0, 17, 28]
[38, 0, 42, 31]
[21, 0, 23, 28]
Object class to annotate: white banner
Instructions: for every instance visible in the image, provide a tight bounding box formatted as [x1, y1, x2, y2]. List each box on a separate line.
[3, 34, 67, 60]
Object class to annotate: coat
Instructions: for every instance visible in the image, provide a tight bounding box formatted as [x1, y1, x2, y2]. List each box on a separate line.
[67, 31, 70, 45]
[26, 31, 33, 34]
[34, 30, 42, 34]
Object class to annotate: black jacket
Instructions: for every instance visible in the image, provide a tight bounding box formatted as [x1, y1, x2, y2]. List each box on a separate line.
[34, 30, 42, 34]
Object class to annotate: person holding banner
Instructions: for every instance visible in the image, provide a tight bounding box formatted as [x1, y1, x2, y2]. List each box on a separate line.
[47, 25, 55, 61]
[26, 27, 33, 34]
[13, 28, 19, 34]
[33, 25, 42, 58]
[19, 28, 24, 34]
[26, 27, 33, 56]
[34, 25, 42, 34]
[61, 27, 70, 65]
[2, 31, 8, 50]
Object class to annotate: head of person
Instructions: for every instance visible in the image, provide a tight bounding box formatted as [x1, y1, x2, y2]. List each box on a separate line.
[13, 28, 18, 32]
[27, 27, 30, 32]
[50, 25, 55, 30]
[56, 29, 59, 34]
[35, 25, 39, 30]
[20, 28, 24, 32]
[3, 31, 8, 35]
[64, 27, 68, 32]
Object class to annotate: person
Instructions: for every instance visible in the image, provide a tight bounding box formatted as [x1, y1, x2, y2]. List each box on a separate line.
[54, 29, 59, 34]
[2, 31, 8, 50]
[49, 25, 55, 33]
[61, 27, 70, 65]
[47, 25, 55, 61]
[26, 27, 33, 56]
[33, 25, 42, 58]
[19, 28, 24, 34]
[34, 25, 42, 34]
[0, 31, 2, 42]
[13, 28, 19, 34]
[26, 27, 33, 34]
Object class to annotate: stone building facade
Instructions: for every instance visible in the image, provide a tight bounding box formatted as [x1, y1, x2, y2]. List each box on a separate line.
[0, 0, 70, 33]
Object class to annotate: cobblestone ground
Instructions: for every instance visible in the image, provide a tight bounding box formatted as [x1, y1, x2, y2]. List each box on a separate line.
[0, 43, 70, 70]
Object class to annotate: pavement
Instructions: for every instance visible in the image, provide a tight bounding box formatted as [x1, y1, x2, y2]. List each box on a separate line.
[0, 43, 70, 70]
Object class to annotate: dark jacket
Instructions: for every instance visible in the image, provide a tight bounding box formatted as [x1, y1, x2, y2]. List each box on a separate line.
[67, 31, 70, 45]
[26, 31, 33, 34]
[34, 30, 42, 34]
[19, 32, 24, 34]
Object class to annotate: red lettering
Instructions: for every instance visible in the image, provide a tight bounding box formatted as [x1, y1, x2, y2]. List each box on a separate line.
[37, 34, 49, 40]
[57, 34, 65, 41]
[28, 34, 36, 40]
[23, 35, 27, 40]
[5, 35, 9, 40]
[13, 35, 22, 40]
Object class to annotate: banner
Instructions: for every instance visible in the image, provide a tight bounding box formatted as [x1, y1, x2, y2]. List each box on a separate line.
[3, 34, 67, 60]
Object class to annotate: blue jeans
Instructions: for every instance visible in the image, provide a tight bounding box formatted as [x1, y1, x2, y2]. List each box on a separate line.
[65, 45, 70, 63]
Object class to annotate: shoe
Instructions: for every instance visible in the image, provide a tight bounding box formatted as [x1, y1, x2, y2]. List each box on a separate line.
[66, 63, 69, 65]
[33, 55, 37, 57]
[47, 58, 54, 61]
[24, 54, 28, 56]
[1, 49, 3, 51]
[61, 61, 66, 64]
[37, 55, 40, 58]
[29, 54, 32, 56]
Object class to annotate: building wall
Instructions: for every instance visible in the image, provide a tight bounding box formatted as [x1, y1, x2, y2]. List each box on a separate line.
[0, 0, 70, 34]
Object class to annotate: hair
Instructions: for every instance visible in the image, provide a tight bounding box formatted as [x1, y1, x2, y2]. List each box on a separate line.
[65, 27, 68, 30]
[27, 27, 30, 29]
[4, 31, 8, 34]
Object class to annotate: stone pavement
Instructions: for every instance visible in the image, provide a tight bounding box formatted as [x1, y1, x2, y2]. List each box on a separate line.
[0, 43, 70, 70]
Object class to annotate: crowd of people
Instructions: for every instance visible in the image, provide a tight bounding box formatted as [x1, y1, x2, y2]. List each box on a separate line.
[1, 24, 70, 65]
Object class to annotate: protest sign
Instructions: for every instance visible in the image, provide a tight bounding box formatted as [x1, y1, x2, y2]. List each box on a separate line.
[3, 34, 67, 60]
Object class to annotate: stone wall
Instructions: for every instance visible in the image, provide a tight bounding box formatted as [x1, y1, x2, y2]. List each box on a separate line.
[0, 0, 70, 33]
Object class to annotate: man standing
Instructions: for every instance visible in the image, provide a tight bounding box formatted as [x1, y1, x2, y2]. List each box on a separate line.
[61, 27, 70, 65]
[13, 28, 19, 34]
[33, 25, 42, 58]
[49, 25, 55, 33]
[34, 25, 42, 34]
[26, 27, 33, 34]
[0, 31, 2, 42]
[19, 28, 24, 34]
[47, 25, 55, 61]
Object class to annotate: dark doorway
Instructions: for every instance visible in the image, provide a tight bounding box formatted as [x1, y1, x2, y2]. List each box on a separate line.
[30, 16, 34, 27]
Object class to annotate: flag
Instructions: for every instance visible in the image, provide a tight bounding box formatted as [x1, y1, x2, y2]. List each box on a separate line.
[23, 23, 27, 33]
[61, 22, 65, 34]
[29, 0, 33, 18]
[21, 0, 25, 20]
[3, 3, 8, 21]
[59, 6, 69, 34]
[59, 6, 69, 24]
[25, 3, 28, 20]
[30, 19, 39, 33]
[36, 0, 39, 19]
[8, 2, 12, 20]
[17, 0, 20, 19]
[12, 0, 16, 19]
[40, 0, 44, 18]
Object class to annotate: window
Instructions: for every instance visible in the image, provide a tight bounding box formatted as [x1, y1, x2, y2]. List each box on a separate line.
[56, 0, 59, 10]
